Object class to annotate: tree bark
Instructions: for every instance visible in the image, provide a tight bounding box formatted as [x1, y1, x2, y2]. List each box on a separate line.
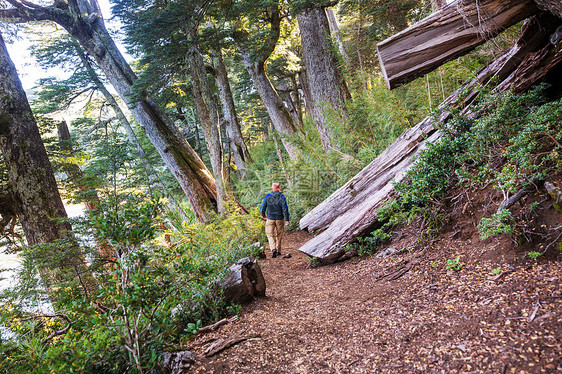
[0, 32, 94, 293]
[297, 6, 350, 150]
[241, 55, 302, 159]
[188, 41, 228, 215]
[57, 121, 100, 212]
[377, 0, 538, 89]
[299, 13, 562, 263]
[233, 3, 303, 159]
[326, 8, 354, 70]
[211, 47, 253, 179]
[0, 0, 219, 221]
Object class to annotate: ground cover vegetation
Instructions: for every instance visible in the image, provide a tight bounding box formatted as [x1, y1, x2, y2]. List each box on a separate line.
[0, 0, 560, 372]
[351, 85, 562, 257]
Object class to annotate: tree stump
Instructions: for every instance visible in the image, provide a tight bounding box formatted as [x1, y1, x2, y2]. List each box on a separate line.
[220, 257, 266, 304]
[160, 350, 197, 373]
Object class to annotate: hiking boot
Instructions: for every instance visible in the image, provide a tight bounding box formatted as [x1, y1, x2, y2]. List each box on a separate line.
[272, 250, 278, 258]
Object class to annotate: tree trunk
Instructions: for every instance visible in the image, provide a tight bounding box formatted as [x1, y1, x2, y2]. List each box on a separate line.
[326, 8, 354, 70]
[232, 3, 303, 160]
[289, 74, 304, 125]
[220, 257, 266, 304]
[211, 48, 253, 179]
[377, 0, 538, 89]
[57, 121, 100, 212]
[495, 21, 562, 93]
[0, 32, 94, 293]
[297, 6, 350, 150]
[187, 42, 228, 215]
[270, 123, 292, 188]
[298, 69, 314, 116]
[0, 0, 219, 221]
[278, 83, 301, 127]
[299, 13, 562, 263]
[57, 121, 116, 262]
[241, 55, 302, 159]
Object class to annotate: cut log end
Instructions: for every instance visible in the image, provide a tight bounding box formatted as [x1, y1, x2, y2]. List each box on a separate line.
[220, 257, 266, 304]
[377, 0, 539, 89]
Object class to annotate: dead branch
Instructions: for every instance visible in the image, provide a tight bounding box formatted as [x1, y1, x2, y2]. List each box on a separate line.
[496, 184, 535, 214]
[20, 314, 74, 344]
[376, 256, 419, 281]
[198, 316, 238, 334]
[204, 335, 258, 357]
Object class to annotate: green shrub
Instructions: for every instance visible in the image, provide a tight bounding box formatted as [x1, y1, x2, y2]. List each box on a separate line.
[478, 210, 516, 239]
[369, 85, 561, 241]
[0, 198, 265, 373]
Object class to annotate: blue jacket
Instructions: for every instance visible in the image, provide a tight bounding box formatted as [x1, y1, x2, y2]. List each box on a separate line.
[260, 191, 289, 221]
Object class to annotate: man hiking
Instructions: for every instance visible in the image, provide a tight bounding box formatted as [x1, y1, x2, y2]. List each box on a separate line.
[260, 183, 290, 258]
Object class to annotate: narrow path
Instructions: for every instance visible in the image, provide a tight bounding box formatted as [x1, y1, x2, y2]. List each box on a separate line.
[189, 231, 561, 373]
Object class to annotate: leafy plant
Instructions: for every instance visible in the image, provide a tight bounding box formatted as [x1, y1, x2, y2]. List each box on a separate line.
[446, 256, 464, 271]
[478, 210, 516, 239]
[186, 320, 202, 335]
[491, 267, 501, 275]
[527, 251, 542, 260]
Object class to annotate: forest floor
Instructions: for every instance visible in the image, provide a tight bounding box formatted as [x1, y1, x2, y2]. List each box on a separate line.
[188, 186, 562, 373]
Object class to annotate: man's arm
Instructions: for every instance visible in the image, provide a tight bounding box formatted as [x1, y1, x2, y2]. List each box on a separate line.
[282, 195, 289, 225]
[260, 194, 269, 218]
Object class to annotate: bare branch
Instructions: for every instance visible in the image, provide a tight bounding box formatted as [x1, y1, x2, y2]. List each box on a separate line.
[0, 1, 72, 27]
[18, 314, 74, 344]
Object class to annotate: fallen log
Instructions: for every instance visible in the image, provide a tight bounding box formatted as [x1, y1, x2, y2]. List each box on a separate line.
[534, 0, 562, 18]
[377, 0, 538, 89]
[496, 26, 562, 93]
[220, 257, 266, 304]
[198, 316, 238, 334]
[299, 14, 562, 263]
[204, 336, 251, 357]
[301, 12, 560, 234]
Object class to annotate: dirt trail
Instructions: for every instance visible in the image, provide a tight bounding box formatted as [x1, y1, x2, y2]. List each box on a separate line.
[189, 231, 561, 373]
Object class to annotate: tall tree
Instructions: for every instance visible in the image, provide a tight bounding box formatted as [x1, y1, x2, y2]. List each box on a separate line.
[0, 0, 218, 221]
[187, 38, 229, 214]
[111, 0, 243, 212]
[338, 0, 426, 71]
[326, 8, 353, 70]
[295, 2, 351, 150]
[210, 46, 253, 179]
[0, 31, 94, 293]
[229, 0, 304, 159]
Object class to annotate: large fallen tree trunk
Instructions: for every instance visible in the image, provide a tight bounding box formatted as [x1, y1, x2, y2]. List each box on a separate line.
[299, 13, 562, 263]
[377, 0, 538, 89]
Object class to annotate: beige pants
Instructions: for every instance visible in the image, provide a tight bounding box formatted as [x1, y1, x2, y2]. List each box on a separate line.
[265, 219, 285, 252]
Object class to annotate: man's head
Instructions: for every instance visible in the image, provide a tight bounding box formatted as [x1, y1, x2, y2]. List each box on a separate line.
[271, 182, 281, 191]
